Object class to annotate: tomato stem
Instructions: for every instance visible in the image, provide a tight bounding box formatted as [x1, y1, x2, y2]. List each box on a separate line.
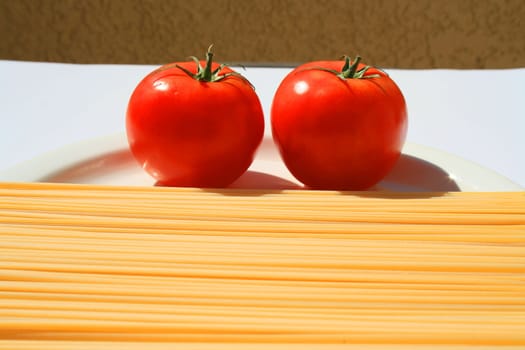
[175, 45, 254, 87]
[201, 45, 215, 81]
[300, 56, 380, 80]
[341, 56, 361, 78]
[174, 45, 217, 82]
[339, 56, 379, 79]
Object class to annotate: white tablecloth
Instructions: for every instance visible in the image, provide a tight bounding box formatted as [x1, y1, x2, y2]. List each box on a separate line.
[0, 60, 523, 188]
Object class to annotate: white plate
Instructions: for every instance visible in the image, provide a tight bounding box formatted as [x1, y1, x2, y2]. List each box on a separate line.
[0, 134, 521, 191]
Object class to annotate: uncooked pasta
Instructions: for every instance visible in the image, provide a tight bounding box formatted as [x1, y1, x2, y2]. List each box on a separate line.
[0, 182, 524, 349]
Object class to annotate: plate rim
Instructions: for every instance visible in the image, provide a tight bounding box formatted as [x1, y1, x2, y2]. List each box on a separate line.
[0, 133, 522, 191]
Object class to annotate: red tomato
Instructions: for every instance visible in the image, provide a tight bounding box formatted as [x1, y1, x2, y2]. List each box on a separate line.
[126, 47, 264, 188]
[271, 57, 408, 190]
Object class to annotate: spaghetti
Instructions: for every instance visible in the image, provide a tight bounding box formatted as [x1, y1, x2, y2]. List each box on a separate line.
[0, 182, 524, 348]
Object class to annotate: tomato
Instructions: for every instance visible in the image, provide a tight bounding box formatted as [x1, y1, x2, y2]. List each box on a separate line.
[126, 47, 264, 188]
[271, 56, 408, 190]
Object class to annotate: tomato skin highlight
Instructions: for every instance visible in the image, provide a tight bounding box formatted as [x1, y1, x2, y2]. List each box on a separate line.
[126, 61, 264, 188]
[271, 60, 408, 190]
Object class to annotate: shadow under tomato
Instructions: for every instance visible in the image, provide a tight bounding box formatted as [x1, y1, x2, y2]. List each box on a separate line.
[381, 153, 460, 190]
[350, 153, 461, 199]
[202, 152, 460, 198]
[197, 171, 303, 196]
[154, 170, 302, 196]
[39, 145, 460, 199]
[229, 170, 303, 190]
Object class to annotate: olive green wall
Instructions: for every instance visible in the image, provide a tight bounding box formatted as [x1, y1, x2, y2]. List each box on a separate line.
[1, 0, 523, 68]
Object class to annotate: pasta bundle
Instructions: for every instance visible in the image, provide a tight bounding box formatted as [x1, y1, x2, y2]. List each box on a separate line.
[0, 182, 524, 349]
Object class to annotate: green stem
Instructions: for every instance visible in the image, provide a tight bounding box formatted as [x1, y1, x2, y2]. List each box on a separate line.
[174, 45, 254, 88]
[200, 45, 214, 81]
[342, 55, 362, 78]
[339, 56, 370, 79]
[300, 56, 380, 80]
[175, 45, 218, 82]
